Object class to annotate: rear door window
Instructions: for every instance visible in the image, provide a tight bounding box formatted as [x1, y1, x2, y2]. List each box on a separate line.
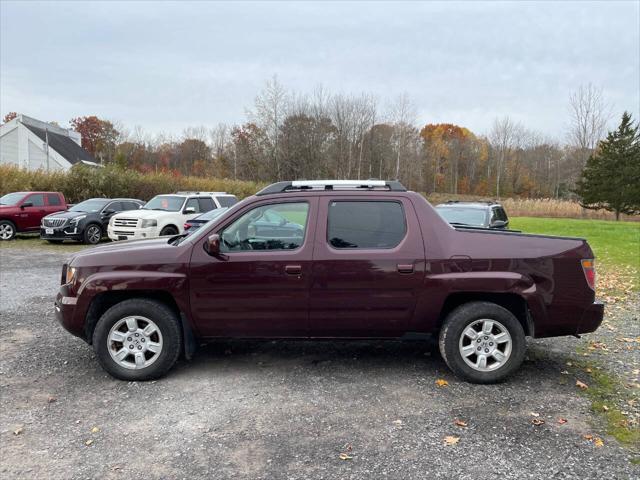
[185, 198, 201, 213]
[198, 197, 216, 212]
[106, 202, 124, 212]
[327, 201, 406, 249]
[216, 196, 238, 208]
[123, 201, 141, 211]
[47, 194, 62, 206]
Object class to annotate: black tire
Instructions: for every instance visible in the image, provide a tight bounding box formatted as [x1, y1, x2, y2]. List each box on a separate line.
[438, 301, 526, 384]
[92, 299, 182, 381]
[0, 220, 16, 241]
[46, 239, 64, 244]
[83, 223, 102, 245]
[160, 225, 178, 236]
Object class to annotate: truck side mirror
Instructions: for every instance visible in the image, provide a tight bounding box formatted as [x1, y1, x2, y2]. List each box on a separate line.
[491, 220, 507, 229]
[204, 233, 221, 256]
[184, 207, 196, 214]
[20, 202, 33, 209]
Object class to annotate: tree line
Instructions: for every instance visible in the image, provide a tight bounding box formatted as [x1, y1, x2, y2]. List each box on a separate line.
[2, 80, 631, 201]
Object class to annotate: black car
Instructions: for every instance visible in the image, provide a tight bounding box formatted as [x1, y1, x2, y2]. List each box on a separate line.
[435, 201, 509, 229]
[41, 198, 144, 244]
[183, 207, 230, 234]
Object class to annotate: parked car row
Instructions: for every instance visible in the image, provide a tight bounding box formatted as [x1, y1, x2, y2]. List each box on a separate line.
[0, 190, 238, 244]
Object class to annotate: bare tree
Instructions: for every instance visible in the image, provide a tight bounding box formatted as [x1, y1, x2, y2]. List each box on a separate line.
[389, 93, 417, 179]
[568, 84, 611, 165]
[250, 75, 289, 180]
[489, 116, 516, 199]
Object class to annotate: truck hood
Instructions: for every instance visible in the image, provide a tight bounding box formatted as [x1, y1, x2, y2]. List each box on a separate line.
[0, 205, 19, 213]
[69, 237, 185, 267]
[113, 209, 176, 220]
[45, 210, 88, 220]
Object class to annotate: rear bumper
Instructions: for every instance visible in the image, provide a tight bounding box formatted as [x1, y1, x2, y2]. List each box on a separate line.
[577, 301, 605, 334]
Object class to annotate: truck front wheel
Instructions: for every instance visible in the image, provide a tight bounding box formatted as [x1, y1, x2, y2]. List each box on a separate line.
[439, 301, 526, 384]
[92, 299, 182, 381]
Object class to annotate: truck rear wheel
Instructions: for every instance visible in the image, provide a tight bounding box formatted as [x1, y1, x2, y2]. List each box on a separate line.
[92, 299, 182, 381]
[439, 301, 526, 384]
[0, 220, 16, 240]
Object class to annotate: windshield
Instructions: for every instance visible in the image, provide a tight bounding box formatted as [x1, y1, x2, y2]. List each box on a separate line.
[70, 199, 109, 213]
[195, 207, 229, 221]
[436, 207, 488, 226]
[143, 195, 185, 212]
[0, 192, 27, 206]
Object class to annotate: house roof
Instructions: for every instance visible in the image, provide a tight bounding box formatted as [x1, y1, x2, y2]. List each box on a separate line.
[23, 123, 98, 166]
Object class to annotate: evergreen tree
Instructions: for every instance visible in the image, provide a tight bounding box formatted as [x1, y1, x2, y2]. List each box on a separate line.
[575, 112, 640, 220]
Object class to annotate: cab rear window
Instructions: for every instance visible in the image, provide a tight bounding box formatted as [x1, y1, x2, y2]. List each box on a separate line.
[327, 201, 406, 249]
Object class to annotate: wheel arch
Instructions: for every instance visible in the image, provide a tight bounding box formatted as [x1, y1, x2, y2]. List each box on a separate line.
[439, 292, 533, 337]
[84, 290, 197, 358]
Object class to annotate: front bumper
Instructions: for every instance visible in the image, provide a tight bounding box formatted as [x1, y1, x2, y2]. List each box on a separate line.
[108, 225, 159, 241]
[576, 301, 605, 334]
[40, 225, 82, 241]
[54, 286, 86, 340]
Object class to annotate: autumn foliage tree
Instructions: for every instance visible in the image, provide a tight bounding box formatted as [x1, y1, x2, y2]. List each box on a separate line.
[70, 116, 120, 163]
[2, 112, 17, 124]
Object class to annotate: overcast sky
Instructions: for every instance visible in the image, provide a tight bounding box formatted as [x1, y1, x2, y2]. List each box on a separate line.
[1, 1, 638, 140]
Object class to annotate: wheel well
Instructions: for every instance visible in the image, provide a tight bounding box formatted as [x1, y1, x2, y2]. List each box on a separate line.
[161, 224, 179, 233]
[439, 292, 532, 336]
[84, 290, 181, 343]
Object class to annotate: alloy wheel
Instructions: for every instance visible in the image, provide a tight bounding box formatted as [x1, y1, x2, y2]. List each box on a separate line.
[0, 224, 15, 240]
[458, 318, 512, 371]
[87, 225, 101, 244]
[107, 316, 163, 370]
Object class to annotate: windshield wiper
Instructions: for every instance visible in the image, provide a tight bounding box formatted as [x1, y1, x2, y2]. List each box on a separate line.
[168, 233, 189, 245]
[449, 222, 472, 226]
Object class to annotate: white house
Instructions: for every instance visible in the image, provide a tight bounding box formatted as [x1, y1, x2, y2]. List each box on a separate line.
[0, 114, 100, 171]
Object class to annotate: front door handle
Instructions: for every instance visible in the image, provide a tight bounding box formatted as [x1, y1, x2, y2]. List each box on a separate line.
[397, 263, 414, 274]
[285, 265, 302, 275]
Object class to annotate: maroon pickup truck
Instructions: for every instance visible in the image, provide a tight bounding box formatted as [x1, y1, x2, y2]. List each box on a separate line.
[1, 191, 67, 240]
[55, 180, 603, 383]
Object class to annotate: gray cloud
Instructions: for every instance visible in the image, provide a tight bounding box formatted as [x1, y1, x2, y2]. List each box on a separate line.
[1, 1, 638, 138]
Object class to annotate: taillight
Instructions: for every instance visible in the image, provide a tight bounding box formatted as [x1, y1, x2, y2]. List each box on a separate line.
[184, 223, 191, 230]
[581, 259, 596, 290]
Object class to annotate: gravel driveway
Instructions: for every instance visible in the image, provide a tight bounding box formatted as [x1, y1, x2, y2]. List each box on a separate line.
[0, 245, 638, 479]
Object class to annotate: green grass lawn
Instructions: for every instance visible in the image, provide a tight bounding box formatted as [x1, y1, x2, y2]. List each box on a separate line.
[510, 218, 639, 270]
[511, 217, 639, 293]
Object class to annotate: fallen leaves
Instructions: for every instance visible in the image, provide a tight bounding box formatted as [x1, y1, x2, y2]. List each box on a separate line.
[47, 396, 56, 404]
[444, 436, 459, 446]
[454, 419, 467, 427]
[338, 453, 353, 460]
[90, 426, 100, 434]
[531, 418, 545, 426]
[576, 380, 589, 390]
[13, 426, 23, 435]
[85, 439, 93, 447]
[557, 418, 568, 425]
[583, 434, 604, 448]
[338, 443, 353, 460]
[435, 379, 448, 387]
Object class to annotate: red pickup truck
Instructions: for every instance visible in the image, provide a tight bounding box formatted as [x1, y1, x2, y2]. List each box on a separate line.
[55, 180, 603, 383]
[0, 191, 67, 240]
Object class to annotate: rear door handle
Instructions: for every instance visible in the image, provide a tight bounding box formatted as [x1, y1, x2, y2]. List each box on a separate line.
[285, 265, 302, 275]
[397, 263, 414, 274]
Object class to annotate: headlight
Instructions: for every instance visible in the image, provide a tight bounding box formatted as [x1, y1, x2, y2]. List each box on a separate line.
[65, 266, 77, 284]
[140, 219, 157, 228]
[70, 215, 86, 224]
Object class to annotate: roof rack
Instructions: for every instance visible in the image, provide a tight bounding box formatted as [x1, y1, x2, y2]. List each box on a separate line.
[256, 180, 407, 196]
[174, 191, 229, 195]
[445, 200, 497, 205]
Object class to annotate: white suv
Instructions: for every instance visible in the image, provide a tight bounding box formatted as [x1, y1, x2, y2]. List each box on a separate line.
[108, 192, 237, 241]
